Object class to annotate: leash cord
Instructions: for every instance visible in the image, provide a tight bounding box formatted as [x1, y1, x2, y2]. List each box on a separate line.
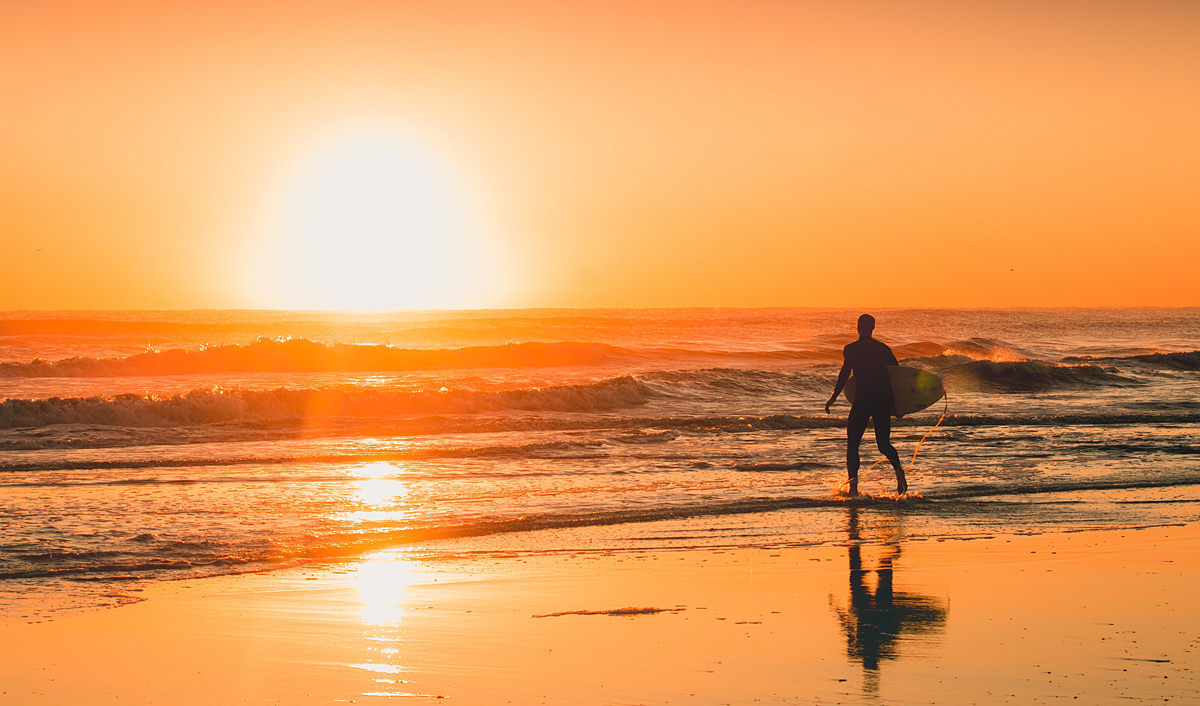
[904, 392, 948, 472]
[862, 392, 950, 475]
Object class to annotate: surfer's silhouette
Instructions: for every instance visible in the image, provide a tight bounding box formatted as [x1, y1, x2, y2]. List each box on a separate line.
[825, 314, 906, 495]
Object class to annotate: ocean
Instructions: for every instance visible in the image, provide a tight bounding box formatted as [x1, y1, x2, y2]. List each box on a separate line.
[2, 308, 1199, 613]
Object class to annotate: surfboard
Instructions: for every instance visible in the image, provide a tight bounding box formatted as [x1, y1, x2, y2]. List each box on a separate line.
[843, 365, 945, 417]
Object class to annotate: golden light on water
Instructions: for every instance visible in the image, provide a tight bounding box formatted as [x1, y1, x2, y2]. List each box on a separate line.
[338, 462, 415, 526]
[348, 463, 419, 627]
[351, 480, 409, 510]
[351, 462, 411, 508]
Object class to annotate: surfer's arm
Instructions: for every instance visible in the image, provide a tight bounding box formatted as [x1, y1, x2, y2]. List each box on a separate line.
[882, 342, 899, 366]
[825, 360, 851, 414]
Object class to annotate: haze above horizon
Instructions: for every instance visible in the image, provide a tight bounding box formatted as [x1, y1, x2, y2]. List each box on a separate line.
[4, 1, 1199, 310]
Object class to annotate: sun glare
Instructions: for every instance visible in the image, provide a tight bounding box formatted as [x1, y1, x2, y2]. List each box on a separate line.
[351, 462, 410, 508]
[249, 130, 504, 310]
[355, 554, 420, 626]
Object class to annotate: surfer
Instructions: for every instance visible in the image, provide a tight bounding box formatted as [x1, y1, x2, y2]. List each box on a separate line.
[825, 314, 907, 495]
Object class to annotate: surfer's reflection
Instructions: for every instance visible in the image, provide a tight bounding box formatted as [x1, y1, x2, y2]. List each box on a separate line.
[829, 508, 947, 694]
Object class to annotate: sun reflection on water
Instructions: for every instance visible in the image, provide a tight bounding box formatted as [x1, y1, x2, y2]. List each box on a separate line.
[342, 462, 412, 523]
[353, 476, 409, 506]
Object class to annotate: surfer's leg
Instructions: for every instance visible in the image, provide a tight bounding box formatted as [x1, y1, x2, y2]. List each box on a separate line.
[846, 405, 868, 494]
[872, 408, 907, 494]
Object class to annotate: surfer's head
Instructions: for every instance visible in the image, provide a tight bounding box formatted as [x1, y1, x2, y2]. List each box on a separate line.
[857, 314, 875, 338]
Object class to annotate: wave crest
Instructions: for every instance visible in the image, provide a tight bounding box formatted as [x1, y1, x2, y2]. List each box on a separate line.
[1124, 351, 1200, 371]
[0, 339, 625, 378]
[946, 360, 1129, 392]
[0, 376, 653, 429]
[893, 338, 1032, 363]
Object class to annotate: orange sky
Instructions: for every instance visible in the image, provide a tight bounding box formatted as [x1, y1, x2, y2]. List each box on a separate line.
[3, 0, 1198, 310]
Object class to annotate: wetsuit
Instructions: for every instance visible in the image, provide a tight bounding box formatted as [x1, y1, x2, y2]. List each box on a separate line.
[836, 337, 903, 482]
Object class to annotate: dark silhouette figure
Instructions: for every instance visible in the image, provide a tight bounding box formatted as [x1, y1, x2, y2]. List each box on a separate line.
[829, 508, 948, 694]
[825, 314, 906, 495]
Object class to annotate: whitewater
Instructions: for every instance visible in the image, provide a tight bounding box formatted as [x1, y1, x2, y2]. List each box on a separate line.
[2, 308, 1198, 611]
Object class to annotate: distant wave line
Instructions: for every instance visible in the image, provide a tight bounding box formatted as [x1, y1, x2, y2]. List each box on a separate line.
[5, 335, 1196, 379]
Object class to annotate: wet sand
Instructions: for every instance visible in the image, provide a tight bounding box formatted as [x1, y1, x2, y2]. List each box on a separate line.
[3, 518, 1198, 705]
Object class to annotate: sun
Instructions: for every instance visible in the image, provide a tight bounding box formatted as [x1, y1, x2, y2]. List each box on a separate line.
[248, 129, 504, 310]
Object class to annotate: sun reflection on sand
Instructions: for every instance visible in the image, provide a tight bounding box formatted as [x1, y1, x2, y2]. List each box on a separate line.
[346, 464, 419, 626]
[354, 555, 420, 626]
[347, 551, 442, 699]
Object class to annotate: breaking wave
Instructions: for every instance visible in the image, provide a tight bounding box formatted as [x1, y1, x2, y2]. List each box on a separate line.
[907, 347, 1200, 376]
[0, 339, 632, 377]
[945, 360, 1130, 392]
[0, 338, 846, 378]
[0, 376, 654, 429]
[638, 367, 828, 397]
[892, 337, 1035, 363]
[1124, 351, 1200, 370]
[7, 335, 1196, 382]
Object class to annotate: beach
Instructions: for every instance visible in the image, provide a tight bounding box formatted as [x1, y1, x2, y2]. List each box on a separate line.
[8, 0, 1200, 700]
[2, 308, 1199, 703]
[3, 519, 1197, 704]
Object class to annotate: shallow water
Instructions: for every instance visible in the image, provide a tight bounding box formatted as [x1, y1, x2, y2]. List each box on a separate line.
[1, 308, 1198, 610]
